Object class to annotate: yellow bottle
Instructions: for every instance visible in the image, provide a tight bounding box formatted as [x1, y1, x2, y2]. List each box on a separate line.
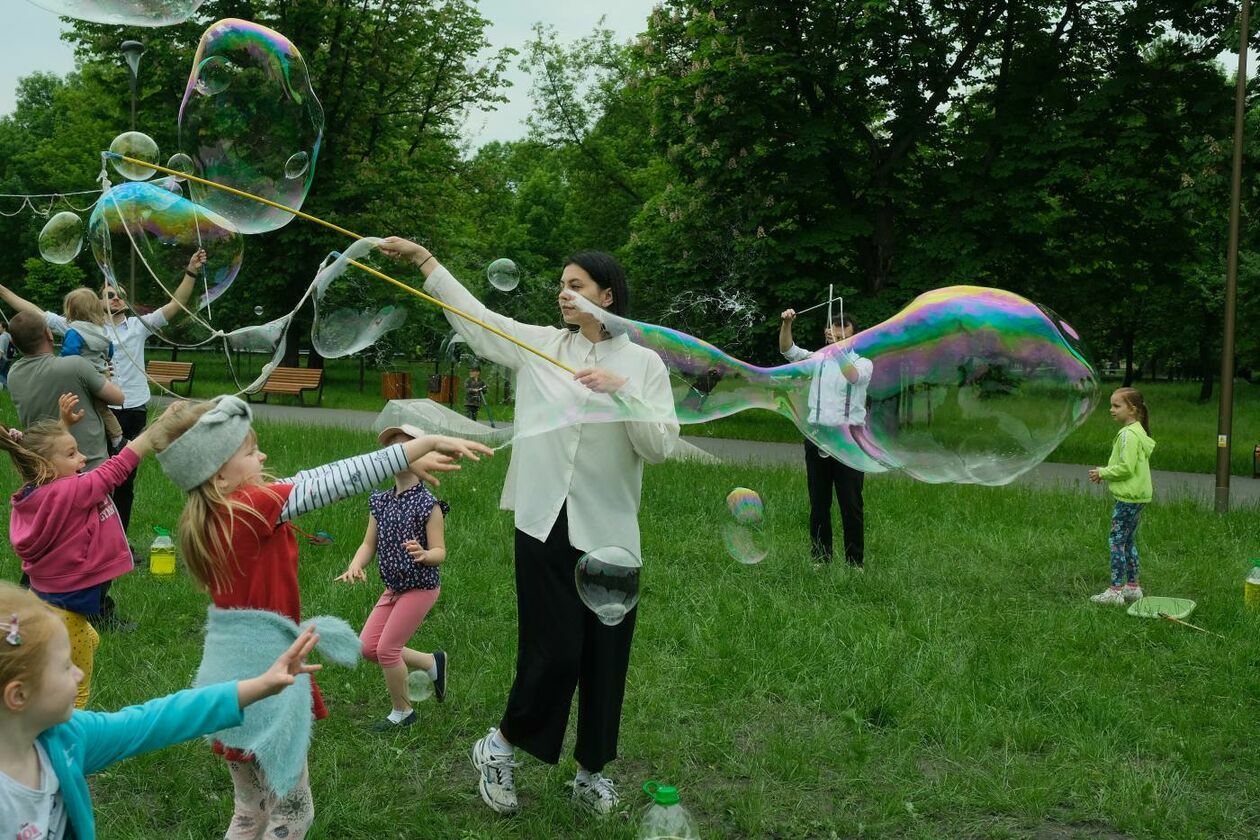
[150, 527, 176, 576]
[1245, 564, 1260, 608]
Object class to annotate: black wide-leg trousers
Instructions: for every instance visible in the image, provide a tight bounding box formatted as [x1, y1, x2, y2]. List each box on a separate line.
[804, 438, 865, 566]
[499, 505, 636, 773]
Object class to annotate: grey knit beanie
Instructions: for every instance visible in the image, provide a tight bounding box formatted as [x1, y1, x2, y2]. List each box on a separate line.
[157, 395, 254, 492]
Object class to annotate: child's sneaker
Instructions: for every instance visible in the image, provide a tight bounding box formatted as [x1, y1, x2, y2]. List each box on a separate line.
[1090, 588, 1126, 606]
[571, 772, 620, 817]
[1122, 585, 1144, 603]
[470, 729, 519, 814]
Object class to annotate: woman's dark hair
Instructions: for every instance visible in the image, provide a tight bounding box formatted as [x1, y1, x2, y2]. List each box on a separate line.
[564, 251, 630, 331]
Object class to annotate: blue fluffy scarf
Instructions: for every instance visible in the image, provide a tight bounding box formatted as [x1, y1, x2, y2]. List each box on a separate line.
[193, 606, 360, 795]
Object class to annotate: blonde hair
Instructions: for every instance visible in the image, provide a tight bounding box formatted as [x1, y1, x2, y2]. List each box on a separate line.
[0, 583, 63, 694]
[64, 287, 105, 326]
[150, 401, 276, 592]
[0, 420, 72, 486]
[1113, 387, 1151, 435]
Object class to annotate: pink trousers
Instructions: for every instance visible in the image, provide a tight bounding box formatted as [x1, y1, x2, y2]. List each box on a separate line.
[360, 587, 440, 667]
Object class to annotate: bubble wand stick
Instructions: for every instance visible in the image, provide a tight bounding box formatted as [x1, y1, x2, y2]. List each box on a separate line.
[113, 154, 576, 375]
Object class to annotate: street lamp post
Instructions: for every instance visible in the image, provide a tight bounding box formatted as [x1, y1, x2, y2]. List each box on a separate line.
[119, 40, 144, 302]
[1215, 3, 1249, 514]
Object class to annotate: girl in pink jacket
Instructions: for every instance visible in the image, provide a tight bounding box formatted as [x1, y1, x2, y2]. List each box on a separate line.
[1, 393, 173, 708]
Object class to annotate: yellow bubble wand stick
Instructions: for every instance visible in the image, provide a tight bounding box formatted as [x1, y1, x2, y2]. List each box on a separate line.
[113, 153, 576, 375]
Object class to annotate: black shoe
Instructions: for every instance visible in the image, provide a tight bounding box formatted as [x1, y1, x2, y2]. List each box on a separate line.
[372, 711, 417, 731]
[433, 650, 447, 703]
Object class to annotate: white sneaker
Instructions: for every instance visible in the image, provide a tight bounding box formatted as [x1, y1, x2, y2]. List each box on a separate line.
[470, 729, 520, 814]
[1090, 588, 1126, 606]
[572, 772, 620, 817]
[1122, 586, 1144, 603]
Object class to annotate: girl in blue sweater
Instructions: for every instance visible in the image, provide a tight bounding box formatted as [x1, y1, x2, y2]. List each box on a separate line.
[0, 582, 321, 839]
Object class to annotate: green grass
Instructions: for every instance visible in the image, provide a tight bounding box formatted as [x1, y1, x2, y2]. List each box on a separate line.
[1, 417, 1259, 837]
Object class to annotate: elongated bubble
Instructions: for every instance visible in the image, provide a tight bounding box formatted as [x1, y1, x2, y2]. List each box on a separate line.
[178, 19, 324, 233]
[87, 181, 244, 319]
[583, 286, 1098, 484]
[25, 0, 205, 26]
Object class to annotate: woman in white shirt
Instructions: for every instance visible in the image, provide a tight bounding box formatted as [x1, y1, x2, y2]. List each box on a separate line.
[380, 237, 678, 818]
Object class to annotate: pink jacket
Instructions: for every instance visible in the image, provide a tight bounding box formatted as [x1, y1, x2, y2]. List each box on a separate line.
[10, 448, 138, 593]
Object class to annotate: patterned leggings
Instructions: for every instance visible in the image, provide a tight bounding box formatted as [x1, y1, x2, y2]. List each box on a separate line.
[49, 606, 98, 709]
[1108, 501, 1144, 587]
[224, 760, 314, 839]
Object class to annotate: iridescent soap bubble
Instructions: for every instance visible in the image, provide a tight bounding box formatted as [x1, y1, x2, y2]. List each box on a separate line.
[575, 546, 641, 626]
[179, 19, 324, 234]
[722, 521, 768, 565]
[108, 131, 159, 181]
[38, 211, 83, 264]
[725, 487, 763, 524]
[25, 0, 205, 26]
[487, 258, 520, 292]
[564, 285, 1097, 485]
[156, 176, 183, 195]
[253, 305, 264, 316]
[166, 152, 195, 181]
[310, 239, 408, 358]
[88, 181, 243, 319]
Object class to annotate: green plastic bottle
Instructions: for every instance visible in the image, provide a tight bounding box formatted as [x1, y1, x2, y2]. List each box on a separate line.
[149, 527, 176, 576]
[638, 781, 700, 840]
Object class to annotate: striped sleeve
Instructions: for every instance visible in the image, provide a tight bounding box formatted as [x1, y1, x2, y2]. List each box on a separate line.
[276, 444, 410, 523]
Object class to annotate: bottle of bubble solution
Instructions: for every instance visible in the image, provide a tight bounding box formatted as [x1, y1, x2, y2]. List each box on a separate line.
[149, 527, 176, 576]
[1245, 563, 1260, 609]
[638, 781, 701, 840]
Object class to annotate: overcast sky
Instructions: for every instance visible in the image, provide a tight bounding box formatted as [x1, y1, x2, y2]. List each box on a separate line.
[0, 1, 657, 146]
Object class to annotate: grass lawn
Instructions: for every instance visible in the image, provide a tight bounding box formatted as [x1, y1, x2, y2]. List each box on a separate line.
[0, 417, 1257, 837]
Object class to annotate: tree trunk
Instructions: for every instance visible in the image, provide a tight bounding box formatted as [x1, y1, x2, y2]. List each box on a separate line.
[1197, 311, 1215, 403]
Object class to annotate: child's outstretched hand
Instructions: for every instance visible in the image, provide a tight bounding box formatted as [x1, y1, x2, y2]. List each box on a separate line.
[423, 434, 494, 462]
[1088, 467, 1102, 483]
[236, 626, 322, 709]
[334, 563, 367, 584]
[58, 393, 85, 428]
[411, 451, 459, 486]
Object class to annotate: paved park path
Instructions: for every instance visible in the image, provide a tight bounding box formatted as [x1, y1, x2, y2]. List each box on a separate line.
[198, 400, 1260, 509]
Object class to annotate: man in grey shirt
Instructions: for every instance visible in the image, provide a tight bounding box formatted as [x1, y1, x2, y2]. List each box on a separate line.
[6, 312, 124, 470]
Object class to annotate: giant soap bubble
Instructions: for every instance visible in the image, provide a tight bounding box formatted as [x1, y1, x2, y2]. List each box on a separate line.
[178, 19, 324, 234]
[88, 181, 244, 318]
[25, 0, 206, 26]
[38, 212, 83, 264]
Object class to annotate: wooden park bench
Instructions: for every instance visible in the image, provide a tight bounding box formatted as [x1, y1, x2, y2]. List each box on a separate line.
[249, 366, 325, 406]
[145, 360, 195, 395]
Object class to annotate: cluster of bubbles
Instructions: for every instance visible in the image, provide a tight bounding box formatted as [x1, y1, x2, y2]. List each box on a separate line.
[575, 546, 642, 626]
[24, 0, 206, 27]
[722, 487, 767, 564]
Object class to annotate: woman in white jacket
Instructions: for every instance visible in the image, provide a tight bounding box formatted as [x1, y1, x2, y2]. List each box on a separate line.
[380, 238, 678, 818]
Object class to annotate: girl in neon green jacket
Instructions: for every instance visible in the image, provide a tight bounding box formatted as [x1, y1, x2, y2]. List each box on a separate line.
[1088, 388, 1155, 606]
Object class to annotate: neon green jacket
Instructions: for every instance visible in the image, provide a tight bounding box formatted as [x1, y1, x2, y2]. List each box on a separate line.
[1097, 422, 1155, 503]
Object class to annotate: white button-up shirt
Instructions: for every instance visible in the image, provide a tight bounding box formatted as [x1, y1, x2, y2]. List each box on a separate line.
[45, 310, 169, 409]
[783, 343, 873, 427]
[425, 267, 678, 557]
